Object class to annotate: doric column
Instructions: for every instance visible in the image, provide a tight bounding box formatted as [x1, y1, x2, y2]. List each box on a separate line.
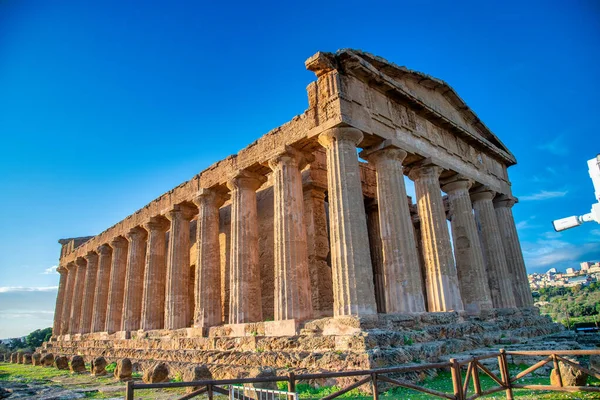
[192, 189, 227, 329]
[227, 170, 266, 324]
[79, 252, 98, 334]
[408, 162, 463, 312]
[303, 181, 333, 317]
[363, 144, 426, 313]
[91, 244, 112, 332]
[269, 148, 313, 321]
[140, 216, 169, 330]
[105, 237, 129, 334]
[494, 196, 533, 307]
[164, 203, 197, 330]
[365, 200, 385, 313]
[52, 265, 68, 336]
[471, 188, 516, 308]
[69, 257, 87, 334]
[318, 127, 377, 316]
[60, 262, 76, 334]
[121, 227, 148, 332]
[441, 176, 492, 315]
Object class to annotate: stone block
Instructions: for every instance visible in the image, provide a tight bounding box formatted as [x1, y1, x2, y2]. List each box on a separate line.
[550, 359, 588, 387]
[142, 362, 170, 383]
[264, 320, 298, 337]
[54, 356, 69, 370]
[41, 353, 54, 367]
[70, 355, 86, 373]
[22, 353, 32, 365]
[32, 353, 41, 366]
[91, 357, 107, 376]
[183, 365, 212, 394]
[114, 358, 133, 381]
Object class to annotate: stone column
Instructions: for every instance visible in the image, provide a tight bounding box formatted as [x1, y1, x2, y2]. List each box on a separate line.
[318, 127, 377, 316]
[363, 144, 426, 313]
[121, 227, 148, 332]
[105, 237, 129, 334]
[365, 200, 385, 313]
[140, 216, 169, 330]
[69, 257, 87, 334]
[79, 252, 98, 334]
[494, 196, 533, 307]
[471, 188, 516, 308]
[269, 148, 313, 321]
[91, 244, 112, 333]
[192, 189, 226, 329]
[303, 181, 333, 317]
[60, 262, 76, 334]
[52, 266, 68, 336]
[408, 163, 463, 312]
[227, 170, 266, 324]
[441, 176, 492, 315]
[164, 203, 197, 330]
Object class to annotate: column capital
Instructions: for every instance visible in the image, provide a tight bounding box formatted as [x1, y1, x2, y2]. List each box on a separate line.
[318, 126, 363, 148]
[192, 187, 228, 209]
[164, 203, 198, 222]
[110, 236, 128, 249]
[85, 251, 98, 264]
[97, 244, 112, 256]
[226, 169, 266, 192]
[440, 174, 473, 194]
[126, 226, 148, 242]
[66, 261, 76, 271]
[406, 158, 443, 181]
[143, 215, 170, 232]
[360, 140, 408, 165]
[268, 146, 314, 171]
[470, 186, 496, 202]
[57, 265, 68, 274]
[75, 257, 87, 268]
[493, 194, 518, 209]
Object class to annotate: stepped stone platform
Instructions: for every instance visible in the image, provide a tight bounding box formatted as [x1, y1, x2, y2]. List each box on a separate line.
[40, 308, 562, 378]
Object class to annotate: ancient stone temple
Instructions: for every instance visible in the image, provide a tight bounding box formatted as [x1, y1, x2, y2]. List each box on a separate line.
[42, 50, 559, 376]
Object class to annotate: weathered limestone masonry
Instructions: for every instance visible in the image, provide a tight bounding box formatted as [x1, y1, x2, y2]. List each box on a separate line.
[45, 49, 551, 375]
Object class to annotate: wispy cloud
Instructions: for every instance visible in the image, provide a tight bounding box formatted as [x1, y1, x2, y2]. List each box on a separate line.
[0, 286, 58, 293]
[538, 136, 569, 156]
[520, 190, 568, 201]
[591, 229, 600, 237]
[522, 238, 600, 272]
[516, 216, 540, 231]
[42, 265, 58, 275]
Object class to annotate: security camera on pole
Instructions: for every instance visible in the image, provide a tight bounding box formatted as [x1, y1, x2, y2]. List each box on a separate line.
[552, 154, 600, 232]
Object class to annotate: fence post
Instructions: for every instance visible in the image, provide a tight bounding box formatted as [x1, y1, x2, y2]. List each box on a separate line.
[450, 358, 464, 400]
[287, 371, 296, 400]
[125, 380, 134, 400]
[371, 372, 379, 400]
[552, 354, 564, 387]
[499, 349, 514, 400]
[207, 383, 214, 400]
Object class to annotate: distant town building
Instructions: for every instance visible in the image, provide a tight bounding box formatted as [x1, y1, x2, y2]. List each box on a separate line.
[581, 261, 592, 270]
[566, 267, 575, 274]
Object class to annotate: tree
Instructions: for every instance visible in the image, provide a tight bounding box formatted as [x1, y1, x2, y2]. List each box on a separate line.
[25, 327, 52, 349]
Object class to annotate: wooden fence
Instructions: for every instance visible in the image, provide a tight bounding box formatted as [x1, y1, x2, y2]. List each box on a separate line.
[125, 349, 600, 399]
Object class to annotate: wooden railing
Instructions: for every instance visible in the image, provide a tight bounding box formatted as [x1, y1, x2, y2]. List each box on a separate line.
[125, 349, 600, 399]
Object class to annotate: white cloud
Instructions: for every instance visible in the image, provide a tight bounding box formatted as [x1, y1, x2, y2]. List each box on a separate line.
[538, 136, 569, 156]
[42, 265, 58, 275]
[541, 231, 562, 240]
[591, 229, 600, 237]
[522, 238, 600, 272]
[0, 286, 58, 293]
[520, 190, 568, 201]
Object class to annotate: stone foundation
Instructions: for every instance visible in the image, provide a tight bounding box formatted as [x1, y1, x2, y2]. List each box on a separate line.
[41, 308, 561, 378]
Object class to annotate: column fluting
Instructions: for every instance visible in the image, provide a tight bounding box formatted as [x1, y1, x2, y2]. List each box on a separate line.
[494, 196, 533, 307]
[364, 145, 426, 313]
[60, 262, 76, 334]
[192, 189, 226, 329]
[227, 170, 266, 324]
[318, 127, 377, 316]
[365, 200, 385, 313]
[79, 251, 98, 334]
[105, 237, 129, 333]
[52, 266, 68, 337]
[408, 163, 463, 312]
[69, 257, 87, 334]
[269, 148, 313, 321]
[91, 244, 112, 332]
[164, 203, 197, 330]
[441, 176, 492, 315]
[140, 216, 169, 330]
[122, 227, 148, 332]
[471, 188, 516, 308]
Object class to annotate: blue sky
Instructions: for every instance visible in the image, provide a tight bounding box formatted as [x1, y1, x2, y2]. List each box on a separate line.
[1, 0, 599, 338]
